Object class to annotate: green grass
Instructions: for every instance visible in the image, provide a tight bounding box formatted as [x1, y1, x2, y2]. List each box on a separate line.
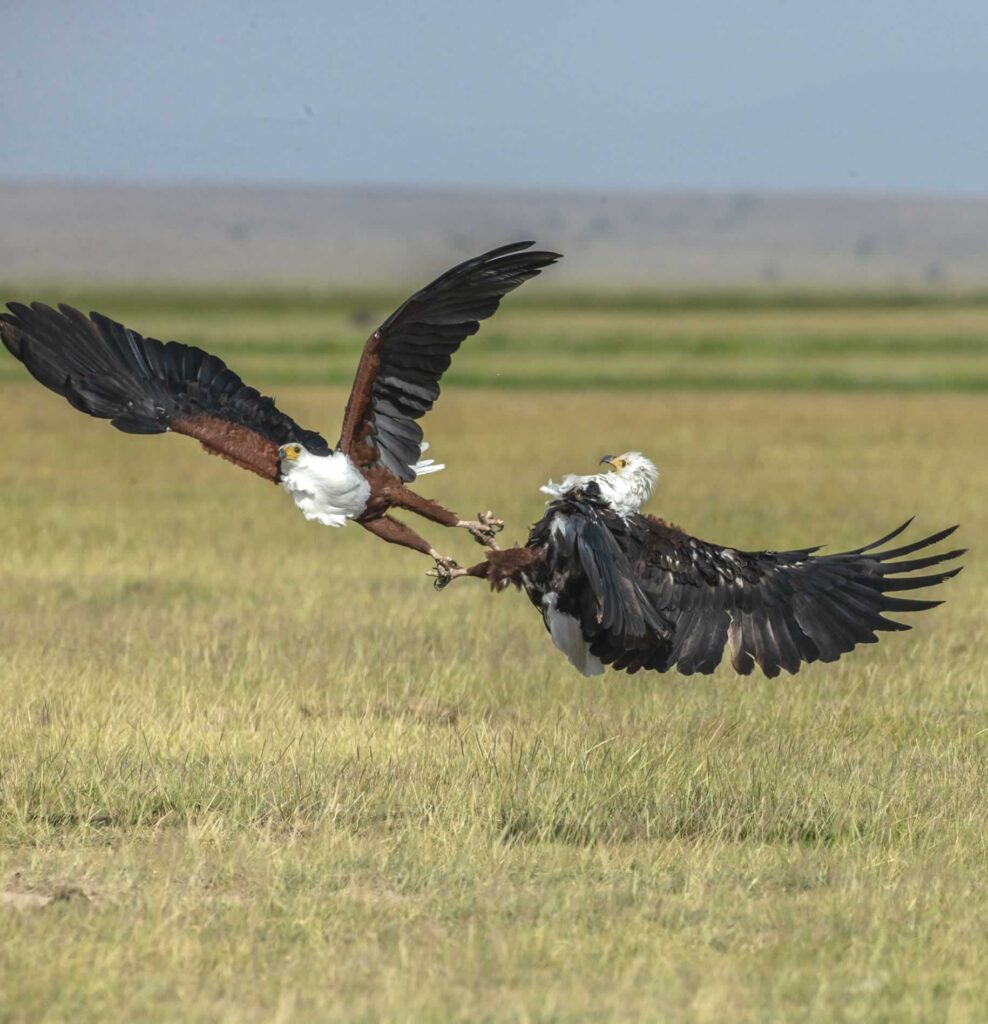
[0, 292, 986, 1021]
[3, 286, 988, 391]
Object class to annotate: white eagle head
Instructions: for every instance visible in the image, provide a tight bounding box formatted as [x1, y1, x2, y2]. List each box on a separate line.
[598, 451, 659, 509]
[278, 442, 311, 472]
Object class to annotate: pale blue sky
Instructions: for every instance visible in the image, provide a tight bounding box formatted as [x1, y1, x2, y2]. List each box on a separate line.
[3, 0, 987, 192]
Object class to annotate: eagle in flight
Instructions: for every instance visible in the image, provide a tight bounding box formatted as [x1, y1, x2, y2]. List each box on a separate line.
[1, 241, 560, 580]
[449, 453, 964, 678]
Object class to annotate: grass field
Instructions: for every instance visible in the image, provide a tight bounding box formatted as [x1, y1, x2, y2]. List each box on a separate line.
[4, 285, 988, 393]
[0, 289, 986, 1022]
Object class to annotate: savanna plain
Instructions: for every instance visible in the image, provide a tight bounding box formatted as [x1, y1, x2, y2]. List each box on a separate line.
[0, 288, 986, 1022]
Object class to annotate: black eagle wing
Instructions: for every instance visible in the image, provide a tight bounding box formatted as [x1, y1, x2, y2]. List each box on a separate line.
[337, 241, 561, 481]
[1, 302, 329, 481]
[528, 496, 666, 647]
[589, 516, 964, 677]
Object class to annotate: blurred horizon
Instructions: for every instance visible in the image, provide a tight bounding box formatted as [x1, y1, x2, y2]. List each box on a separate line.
[7, 174, 988, 203]
[5, 179, 988, 288]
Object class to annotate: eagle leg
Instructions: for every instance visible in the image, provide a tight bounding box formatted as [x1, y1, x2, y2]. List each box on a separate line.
[427, 548, 534, 591]
[387, 487, 503, 549]
[388, 487, 459, 527]
[358, 514, 457, 570]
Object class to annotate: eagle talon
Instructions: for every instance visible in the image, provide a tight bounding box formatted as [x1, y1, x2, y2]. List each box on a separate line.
[428, 556, 463, 591]
[479, 511, 504, 533]
[464, 511, 504, 550]
[468, 527, 500, 549]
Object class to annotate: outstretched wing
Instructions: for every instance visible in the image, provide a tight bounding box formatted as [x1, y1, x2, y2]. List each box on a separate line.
[337, 241, 561, 482]
[596, 516, 964, 676]
[1, 302, 329, 482]
[526, 502, 963, 678]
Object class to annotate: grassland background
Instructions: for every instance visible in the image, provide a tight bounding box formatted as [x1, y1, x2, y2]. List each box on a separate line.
[0, 288, 986, 1022]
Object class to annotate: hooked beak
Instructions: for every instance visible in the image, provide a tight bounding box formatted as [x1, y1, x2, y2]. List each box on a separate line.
[279, 444, 302, 462]
[599, 455, 616, 467]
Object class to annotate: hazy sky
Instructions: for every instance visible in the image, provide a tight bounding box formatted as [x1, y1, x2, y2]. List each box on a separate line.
[4, 0, 987, 193]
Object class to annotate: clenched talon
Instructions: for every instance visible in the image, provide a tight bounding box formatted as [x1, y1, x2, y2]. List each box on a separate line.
[478, 510, 504, 533]
[465, 510, 504, 550]
[427, 556, 463, 591]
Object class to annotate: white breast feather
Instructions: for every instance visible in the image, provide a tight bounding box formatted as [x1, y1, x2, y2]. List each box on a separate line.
[281, 451, 371, 527]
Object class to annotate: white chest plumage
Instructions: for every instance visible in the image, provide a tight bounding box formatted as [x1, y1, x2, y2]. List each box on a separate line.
[280, 451, 371, 527]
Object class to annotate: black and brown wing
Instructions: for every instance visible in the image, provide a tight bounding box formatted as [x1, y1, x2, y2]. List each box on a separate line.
[524, 500, 963, 677]
[1, 302, 329, 481]
[337, 241, 561, 481]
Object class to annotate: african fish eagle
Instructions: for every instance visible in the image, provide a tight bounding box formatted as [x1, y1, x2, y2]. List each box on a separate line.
[446, 453, 964, 677]
[0, 242, 560, 580]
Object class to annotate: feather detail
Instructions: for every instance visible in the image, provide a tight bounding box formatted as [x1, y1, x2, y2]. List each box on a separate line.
[1, 302, 327, 482]
[337, 242, 561, 482]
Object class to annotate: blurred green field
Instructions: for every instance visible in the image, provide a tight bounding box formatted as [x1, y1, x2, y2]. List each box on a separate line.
[0, 289, 986, 1022]
[4, 285, 988, 392]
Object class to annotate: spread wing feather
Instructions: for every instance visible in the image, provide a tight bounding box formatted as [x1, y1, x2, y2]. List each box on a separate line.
[520, 498, 962, 678]
[337, 241, 561, 481]
[1, 302, 328, 481]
